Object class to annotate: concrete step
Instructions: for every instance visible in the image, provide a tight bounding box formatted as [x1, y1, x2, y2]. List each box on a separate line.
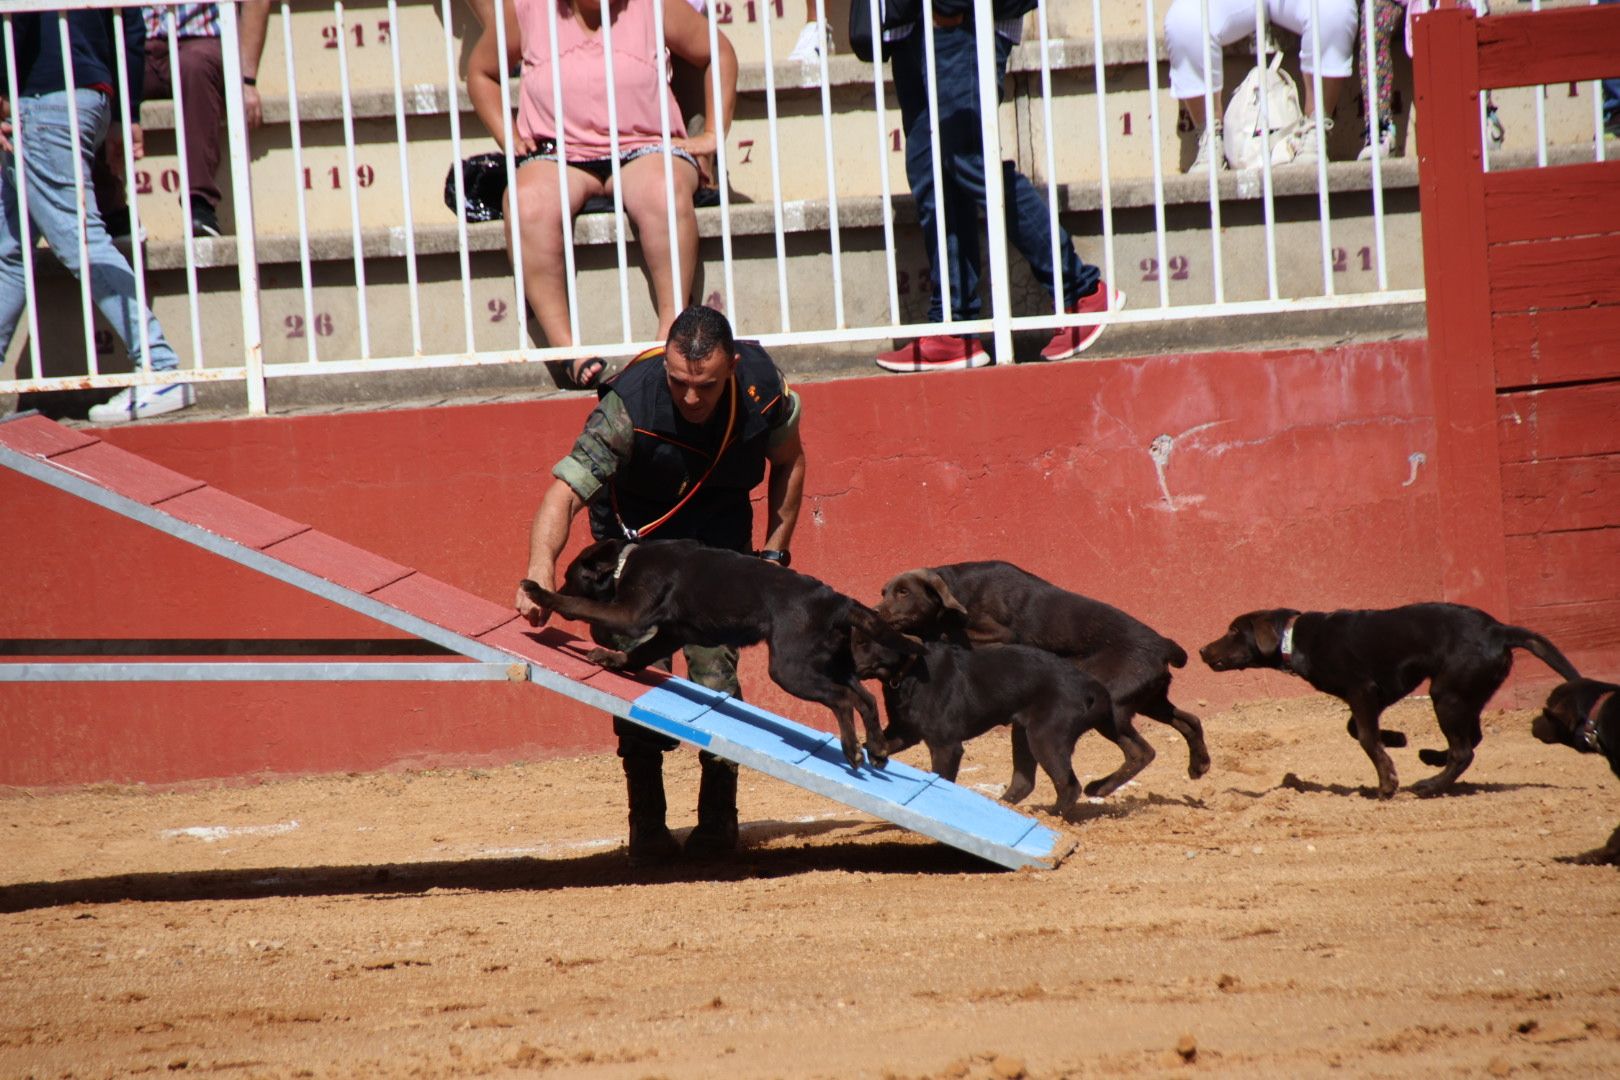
[247, 0, 1137, 99]
[14, 156, 1430, 388]
[126, 13, 1608, 246]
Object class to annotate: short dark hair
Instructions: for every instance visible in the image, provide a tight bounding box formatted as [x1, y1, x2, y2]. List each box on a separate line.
[666, 304, 735, 364]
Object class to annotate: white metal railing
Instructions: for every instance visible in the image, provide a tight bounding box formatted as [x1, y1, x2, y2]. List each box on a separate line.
[0, 0, 1611, 416]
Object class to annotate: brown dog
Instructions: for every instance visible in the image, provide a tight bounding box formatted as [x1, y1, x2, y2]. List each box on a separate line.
[1200, 603, 1581, 797]
[521, 538, 911, 770]
[851, 629, 1129, 813]
[878, 562, 1206, 797]
[1532, 678, 1620, 863]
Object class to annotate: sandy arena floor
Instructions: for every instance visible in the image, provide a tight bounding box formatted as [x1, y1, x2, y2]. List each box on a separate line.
[3, 694, 1619, 1079]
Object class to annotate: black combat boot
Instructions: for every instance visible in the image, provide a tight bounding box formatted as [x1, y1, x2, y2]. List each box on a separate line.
[622, 753, 681, 866]
[684, 752, 739, 858]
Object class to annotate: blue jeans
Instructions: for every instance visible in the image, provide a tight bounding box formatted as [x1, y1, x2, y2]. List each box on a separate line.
[1604, 0, 1620, 131]
[891, 23, 1099, 323]
[0, 90, 180, 372]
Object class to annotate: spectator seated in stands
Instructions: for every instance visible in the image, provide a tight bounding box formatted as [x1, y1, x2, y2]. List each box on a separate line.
[1164, 0, 1359, 172]
[468, 0, 737, 373]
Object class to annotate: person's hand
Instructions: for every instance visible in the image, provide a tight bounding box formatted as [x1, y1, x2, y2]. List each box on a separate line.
[243, 84, 263, 129]
[0, 97, 12, 154]
[515, 567, 555, 626]
[103, 122, 143, 173]
[672, 132, 716, 160]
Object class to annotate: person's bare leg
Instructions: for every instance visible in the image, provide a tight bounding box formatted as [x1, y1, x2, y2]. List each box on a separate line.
[612, 153, 700, 339]
[462, 0, 494, 28]
[504, 161, 601, 347]
[1183, 95, 1207, 132]
[1302, 75, 1347, 121]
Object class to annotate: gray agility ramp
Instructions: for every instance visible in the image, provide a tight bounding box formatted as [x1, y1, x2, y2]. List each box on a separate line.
[0, 412, 1069, 870]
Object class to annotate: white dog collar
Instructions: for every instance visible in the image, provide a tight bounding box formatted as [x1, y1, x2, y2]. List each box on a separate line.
[614, 542, 636, 585]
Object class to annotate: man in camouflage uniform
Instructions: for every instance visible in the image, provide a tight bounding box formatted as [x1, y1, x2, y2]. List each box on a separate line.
[515, 305, 806, 864]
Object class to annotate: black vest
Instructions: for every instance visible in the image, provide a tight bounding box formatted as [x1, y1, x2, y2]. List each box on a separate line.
[587, 342, 788, 552]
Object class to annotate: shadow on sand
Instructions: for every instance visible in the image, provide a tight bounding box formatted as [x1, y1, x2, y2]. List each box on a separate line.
[0, 818, 1004, 914]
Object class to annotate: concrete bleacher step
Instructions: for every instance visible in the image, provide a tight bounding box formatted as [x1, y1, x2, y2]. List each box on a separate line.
[250, 0, 1132, 98]
[17, 157, 1426, 382]
[126, 3, 1607, 245]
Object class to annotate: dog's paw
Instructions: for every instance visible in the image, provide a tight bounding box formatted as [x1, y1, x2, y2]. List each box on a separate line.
[518, 578, 554, 603]
[1080, 776, 1115, 799]
[863, 742, 889, 769]
[584, 647, 629, 669]
[839, 740, 863, 771]
[1409, 776, 1452, 798]
[1003, 780, 1037, 804]
[1187, 755, 1212, 780]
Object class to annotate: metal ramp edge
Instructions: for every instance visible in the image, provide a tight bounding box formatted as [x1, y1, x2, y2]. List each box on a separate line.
[0, 412, 1068, 870]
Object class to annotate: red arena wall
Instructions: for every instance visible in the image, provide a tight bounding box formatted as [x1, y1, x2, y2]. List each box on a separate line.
[6, 338, 1541, 788]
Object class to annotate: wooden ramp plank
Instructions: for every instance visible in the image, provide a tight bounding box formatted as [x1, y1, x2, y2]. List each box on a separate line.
[0, 412, 1067, 871]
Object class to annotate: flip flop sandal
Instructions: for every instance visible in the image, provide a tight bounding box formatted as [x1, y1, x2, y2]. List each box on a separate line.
[563, 356, 606, 390]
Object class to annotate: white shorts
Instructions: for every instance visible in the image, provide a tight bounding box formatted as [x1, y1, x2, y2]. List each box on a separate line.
[1165, 0, 1362, 99]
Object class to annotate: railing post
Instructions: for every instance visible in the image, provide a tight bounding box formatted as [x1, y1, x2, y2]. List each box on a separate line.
[973, 0, 1013, 365]
[220, 1, 267, 415]
[1412, 5, 1509, 613]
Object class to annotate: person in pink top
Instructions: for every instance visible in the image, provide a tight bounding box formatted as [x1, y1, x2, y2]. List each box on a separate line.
[469, 0, 736, 369]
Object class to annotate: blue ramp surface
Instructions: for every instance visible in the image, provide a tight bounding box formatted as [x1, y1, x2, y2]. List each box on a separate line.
[0, 413, 1070, 871]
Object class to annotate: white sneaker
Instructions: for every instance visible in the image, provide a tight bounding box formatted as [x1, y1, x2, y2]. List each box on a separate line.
[1358, 121, 1396, 161]
[1284, 115, 1333, 166]
[87, 382, 196, 423]
[1188, 125, 1227, 174]
[786, 21, 827, 64]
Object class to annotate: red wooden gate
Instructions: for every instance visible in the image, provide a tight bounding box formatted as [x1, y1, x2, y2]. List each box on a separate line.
[1414, 1, 1620, 674]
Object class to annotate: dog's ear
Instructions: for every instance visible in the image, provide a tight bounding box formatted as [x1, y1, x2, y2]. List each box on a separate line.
[850, 605, 921, 657]
[565, 540, 622, 598]
[917, 569, 967, 616]
[895, 631, 928, 657]
[1250, 614, 1281, 657]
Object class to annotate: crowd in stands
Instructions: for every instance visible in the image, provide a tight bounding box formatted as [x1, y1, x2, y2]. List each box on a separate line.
[3, 0, 1613, 420]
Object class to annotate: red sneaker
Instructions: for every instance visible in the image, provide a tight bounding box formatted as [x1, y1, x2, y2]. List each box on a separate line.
[874, 334, 991, 373]
[1039, 282, 1125, 361]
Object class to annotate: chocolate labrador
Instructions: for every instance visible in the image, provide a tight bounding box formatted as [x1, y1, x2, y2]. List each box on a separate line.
[521, 538, 909, 770]
[852, 628, 1129, 813]
[1532, 678, 1620, 863]
[878, 562, 1206, 797]
[1200, 603, 1581, 797]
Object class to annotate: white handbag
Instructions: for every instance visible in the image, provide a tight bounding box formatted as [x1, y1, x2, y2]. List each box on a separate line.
[1221, 49, 1304, 170]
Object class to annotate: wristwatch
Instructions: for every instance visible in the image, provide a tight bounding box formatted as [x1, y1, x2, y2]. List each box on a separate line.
[754, 548, 791, 568]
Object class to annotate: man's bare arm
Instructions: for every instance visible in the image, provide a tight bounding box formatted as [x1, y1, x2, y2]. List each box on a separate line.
[516, 479, 586, 625]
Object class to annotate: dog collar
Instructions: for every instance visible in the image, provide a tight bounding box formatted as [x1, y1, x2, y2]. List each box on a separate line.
[614, 542, 637, 586]
[1279, 615, 1300, 672]
[886, 651, 922, 689]
[1583, 690, 1615, 753]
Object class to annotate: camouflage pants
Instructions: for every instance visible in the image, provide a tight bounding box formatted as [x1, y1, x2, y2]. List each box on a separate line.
[614, 642, 741, 757]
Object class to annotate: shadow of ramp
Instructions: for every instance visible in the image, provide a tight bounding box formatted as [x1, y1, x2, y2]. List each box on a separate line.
[0, 827, 1002, 913]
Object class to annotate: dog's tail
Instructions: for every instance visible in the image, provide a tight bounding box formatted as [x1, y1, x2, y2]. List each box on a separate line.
[849, 603, 926, 656]
[1503, 625, 1582, 682]
[1164, 639, 1189, 669]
